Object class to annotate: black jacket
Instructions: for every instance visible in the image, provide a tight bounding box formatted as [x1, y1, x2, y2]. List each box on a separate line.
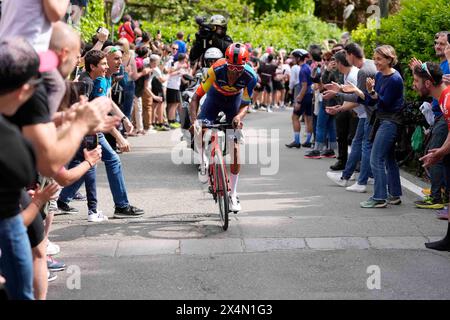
[190, 32, 233, 65]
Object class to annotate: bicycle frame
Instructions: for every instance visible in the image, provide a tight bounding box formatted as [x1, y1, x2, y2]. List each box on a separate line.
[207, 128, 230, 199]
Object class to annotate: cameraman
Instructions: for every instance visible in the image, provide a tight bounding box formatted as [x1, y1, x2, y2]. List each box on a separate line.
[190, 15, 233, 67]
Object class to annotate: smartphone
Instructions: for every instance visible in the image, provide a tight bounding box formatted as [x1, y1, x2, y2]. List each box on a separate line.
[73, 81, 88, 96]
[447, 33, 450, 44]
[96, 27, 103, 33]
[157, 29, 161, 34]
[84, 134, 98, 151]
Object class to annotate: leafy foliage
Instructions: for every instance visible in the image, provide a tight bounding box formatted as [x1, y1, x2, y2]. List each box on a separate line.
[249, 0, 314, 17]
[80, 0, 107, 42]
[131, 0, 341, 51]
[79, 0, 341, 53]
[229, 10, 341, 50]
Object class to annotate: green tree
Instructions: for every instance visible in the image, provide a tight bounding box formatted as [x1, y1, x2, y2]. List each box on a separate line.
[248, 0, 314, 16]
[81, 0, 341, 53]
[230, 10, 341, 51]
[80, 0, 106, 42]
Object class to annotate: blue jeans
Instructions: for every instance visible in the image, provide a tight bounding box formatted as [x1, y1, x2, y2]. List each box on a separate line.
[98, 133, 129, 208]
[315, 102, 336, 146]
[370, 120, 402, 200]
[0, 214, 34, 300]
[59, 134, 129, 208]
[342, 117, 364, 180]
[358, 118, 374, 185]
[122, 81, 135, 120]
[59, 144, 97, 211]
[428, 116, 448, 201]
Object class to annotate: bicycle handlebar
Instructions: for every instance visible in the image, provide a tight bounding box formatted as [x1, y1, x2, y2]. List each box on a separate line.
[201, 123, 235, 130]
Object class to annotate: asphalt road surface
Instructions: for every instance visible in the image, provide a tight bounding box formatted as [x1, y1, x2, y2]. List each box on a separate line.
[48, 107, 450, 300]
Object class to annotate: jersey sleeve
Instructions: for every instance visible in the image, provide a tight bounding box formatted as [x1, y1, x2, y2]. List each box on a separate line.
[241, 73, 257, 105]
[299, 67, 308, 84]
[441, 89, 450, 130]
[195, 66, 216, 98]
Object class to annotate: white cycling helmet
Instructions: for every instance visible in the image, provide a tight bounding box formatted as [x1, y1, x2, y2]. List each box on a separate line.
[204, 47, 223, 60]
[291, 48, 309, 59]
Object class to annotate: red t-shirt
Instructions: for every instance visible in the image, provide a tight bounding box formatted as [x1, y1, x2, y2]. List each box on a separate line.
[118, 22, 135, 44]
[439, 85, 450, 129]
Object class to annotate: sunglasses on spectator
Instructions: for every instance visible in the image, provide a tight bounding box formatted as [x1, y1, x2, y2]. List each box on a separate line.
[228, 64, 244, 72]
[172, 47, 178, 50]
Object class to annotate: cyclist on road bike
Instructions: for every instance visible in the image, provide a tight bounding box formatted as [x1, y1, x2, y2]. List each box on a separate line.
[189, 43, 257, 212]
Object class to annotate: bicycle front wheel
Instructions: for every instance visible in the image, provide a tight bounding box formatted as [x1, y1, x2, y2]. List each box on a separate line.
[214, 153, 229, 231]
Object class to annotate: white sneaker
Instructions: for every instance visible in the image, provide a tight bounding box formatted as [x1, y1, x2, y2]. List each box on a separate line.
[198, 162, 208, 184]
[88, 210, 109, 222]
[229, 195, 241, 212]
[326, 171, 349, 187]
[47, 240, 60, 256]
[346, 182, 367, 193]
[367, 178, 375, 185]
[349, 172, 357, 181]
[267, 107, 273, 113]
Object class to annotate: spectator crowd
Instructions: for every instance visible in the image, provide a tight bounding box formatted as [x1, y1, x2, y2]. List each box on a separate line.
[0, 0, 450, 300]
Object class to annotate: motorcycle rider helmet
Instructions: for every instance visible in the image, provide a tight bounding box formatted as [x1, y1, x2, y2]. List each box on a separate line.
[209, 14, 227, 27]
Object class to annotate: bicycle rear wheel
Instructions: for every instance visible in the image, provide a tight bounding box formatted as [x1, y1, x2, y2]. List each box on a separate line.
[214, 153, 229, 230]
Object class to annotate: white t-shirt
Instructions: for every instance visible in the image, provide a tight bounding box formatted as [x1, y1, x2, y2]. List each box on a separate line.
[165, 59, 188, 90]
[345, 66, 366, 118]
[289, 65, 300, 90]
[282, 64, 291, 81]
[147, 66, 163, 90]
[0, 0, 53, 52]
[150, 67, 163, 81]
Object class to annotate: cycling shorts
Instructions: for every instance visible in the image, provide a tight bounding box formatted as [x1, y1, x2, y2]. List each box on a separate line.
[293, 93, 313, 117]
